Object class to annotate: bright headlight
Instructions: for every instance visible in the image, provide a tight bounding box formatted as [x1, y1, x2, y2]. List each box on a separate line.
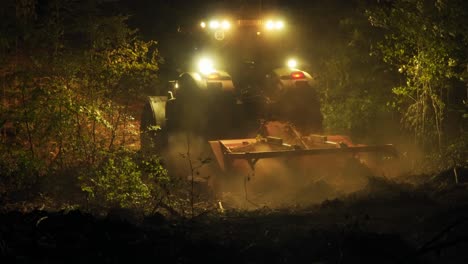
[207, 19, 230, 30]
[209, 20, 220, 29]
[265, 19, 285, 31]
[200, 21, 206, 28]
[265, 20, 275, 30]
[198, 58, 215, 74]
[221, 20, 231, 30]
[275, 21, 284, 30]
[287, 58, 298, 68]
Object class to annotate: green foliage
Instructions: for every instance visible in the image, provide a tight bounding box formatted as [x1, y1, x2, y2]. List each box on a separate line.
[315, 10, 396, 140]
[428, 132, 468, 171]
[79, 150, 153, 209]
[0, 145, 45, 194]
[309, 0, 466, 170]
[139, 153, 174, 204]
[367, 0, 468, 151]
[0, 0, 160, 199]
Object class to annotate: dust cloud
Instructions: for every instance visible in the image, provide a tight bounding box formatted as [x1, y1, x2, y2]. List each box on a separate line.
[160, 133, 397, 209]
[216, 154, 376, 209]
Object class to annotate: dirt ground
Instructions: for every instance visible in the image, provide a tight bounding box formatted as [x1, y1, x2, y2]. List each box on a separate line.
[1, 169, 468, 263]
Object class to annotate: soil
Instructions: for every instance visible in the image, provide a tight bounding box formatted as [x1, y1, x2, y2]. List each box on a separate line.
[1, 169, 468, 263]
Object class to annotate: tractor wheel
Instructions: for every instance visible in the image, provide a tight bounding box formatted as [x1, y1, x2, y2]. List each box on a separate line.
[140, 98, 168, 154]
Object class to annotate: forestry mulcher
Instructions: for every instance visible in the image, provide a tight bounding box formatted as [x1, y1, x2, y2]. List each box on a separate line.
[141, 15, 397, 206]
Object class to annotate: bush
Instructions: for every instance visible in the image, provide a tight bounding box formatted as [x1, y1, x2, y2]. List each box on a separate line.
[79, 149, 168, 210]
[0, 146, 45, 197]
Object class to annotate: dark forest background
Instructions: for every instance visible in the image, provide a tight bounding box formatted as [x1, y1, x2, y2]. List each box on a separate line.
[0, 0, 466, 212]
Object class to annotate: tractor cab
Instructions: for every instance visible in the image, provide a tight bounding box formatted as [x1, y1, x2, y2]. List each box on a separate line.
[194, 12, 298, 96]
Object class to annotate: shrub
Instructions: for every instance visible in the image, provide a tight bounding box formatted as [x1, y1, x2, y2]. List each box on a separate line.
[79, 150, 157, 209]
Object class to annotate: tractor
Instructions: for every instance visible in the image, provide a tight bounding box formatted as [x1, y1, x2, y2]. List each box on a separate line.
[140, 13, 397, 207]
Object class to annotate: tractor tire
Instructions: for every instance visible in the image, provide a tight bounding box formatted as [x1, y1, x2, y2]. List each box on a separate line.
[140, 97, 169, 154]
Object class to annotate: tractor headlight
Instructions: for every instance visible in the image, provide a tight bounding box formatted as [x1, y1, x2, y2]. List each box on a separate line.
[265, 19, 285, 31]
[206, 19, 231, 30]
[275, 20, 285, 30]
[198, 57, 215, 74]
[287, 58, 298, 69]
[265, 20, 275, 30]
[209, 20, 220, 29]
[221, 20, 231, 30]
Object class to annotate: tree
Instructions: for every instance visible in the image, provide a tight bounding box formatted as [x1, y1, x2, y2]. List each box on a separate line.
[367, 0, 468, 155]
[300, 1, 397, 142]
[0, 0, 161, 206]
